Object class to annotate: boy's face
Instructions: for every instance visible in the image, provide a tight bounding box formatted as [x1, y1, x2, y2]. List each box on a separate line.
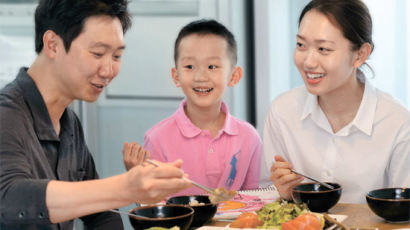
[54, 15, 125, 102]
[172, 34, 241, 110]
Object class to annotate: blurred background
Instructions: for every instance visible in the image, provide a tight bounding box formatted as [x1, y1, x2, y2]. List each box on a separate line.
[0, 0, 409, 229]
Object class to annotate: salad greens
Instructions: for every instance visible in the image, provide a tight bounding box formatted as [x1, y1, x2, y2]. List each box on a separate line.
[256, 200, 309, 229]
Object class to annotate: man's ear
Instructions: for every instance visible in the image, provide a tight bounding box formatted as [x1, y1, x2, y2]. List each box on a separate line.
[171, 67, 181, 87]
[227, 66, 243, 87]
[42, 30, 60, 59]
[353, 42, 372, 68]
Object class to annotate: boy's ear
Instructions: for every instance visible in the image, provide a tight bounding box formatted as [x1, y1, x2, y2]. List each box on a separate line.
[353, 42, 372, 68]
[42, 30, 60, 59]
[227, 66, 243, 87]
[171, 67, 181, 87]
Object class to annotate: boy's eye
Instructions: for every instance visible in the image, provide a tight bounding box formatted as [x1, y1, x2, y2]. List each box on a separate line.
[184, 65, 193, 69]
[208, 65, 217, 70]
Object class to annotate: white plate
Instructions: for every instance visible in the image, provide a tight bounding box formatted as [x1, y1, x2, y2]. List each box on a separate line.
[196, 214, 348, 230]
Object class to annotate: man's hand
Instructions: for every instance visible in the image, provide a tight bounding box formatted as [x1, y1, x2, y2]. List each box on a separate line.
[270, 155, 304, 200]
[123, 159, 191, 204]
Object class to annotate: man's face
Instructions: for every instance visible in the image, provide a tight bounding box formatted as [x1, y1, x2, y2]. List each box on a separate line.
[55, 15, 125, 102]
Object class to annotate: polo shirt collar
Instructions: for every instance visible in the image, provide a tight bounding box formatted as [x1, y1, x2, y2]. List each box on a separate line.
[175, 100, 239, 138]
[16, 67, 72, 141]
[300, 77, 376, 136]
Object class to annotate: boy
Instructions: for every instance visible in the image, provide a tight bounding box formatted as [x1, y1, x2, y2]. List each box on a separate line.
[143, 19, 262, 195]
[0, 0, 190, 229]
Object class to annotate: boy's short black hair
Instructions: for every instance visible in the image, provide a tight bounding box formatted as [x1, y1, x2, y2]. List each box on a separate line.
[34, 0, 132, 54]
[174, 19, 237, 65]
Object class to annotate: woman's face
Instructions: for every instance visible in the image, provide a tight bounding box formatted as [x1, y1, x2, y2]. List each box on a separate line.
[294, 10, 359, 97]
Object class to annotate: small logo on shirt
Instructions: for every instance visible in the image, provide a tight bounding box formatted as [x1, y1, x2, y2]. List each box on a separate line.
[226, 150, 241, 187]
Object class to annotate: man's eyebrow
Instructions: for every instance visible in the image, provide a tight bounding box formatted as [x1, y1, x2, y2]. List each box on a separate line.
[296, 34, 335, 44]
[90, 42, 126, 50]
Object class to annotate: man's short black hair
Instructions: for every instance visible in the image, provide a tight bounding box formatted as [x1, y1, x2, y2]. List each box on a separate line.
[174, 19, 237, 65]
[34, 0, 132, 54]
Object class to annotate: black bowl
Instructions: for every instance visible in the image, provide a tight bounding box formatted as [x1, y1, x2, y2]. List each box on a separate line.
[292, 182, 342, 212]
[166, 195, 218, 227]
[128, 204, 194, 230]
[366, 188, 410, 222]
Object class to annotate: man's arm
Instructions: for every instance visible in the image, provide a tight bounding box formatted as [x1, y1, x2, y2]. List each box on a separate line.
[46, 160, 190, 223]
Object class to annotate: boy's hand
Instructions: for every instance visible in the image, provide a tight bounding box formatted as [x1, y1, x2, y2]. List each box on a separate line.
[270, 155, 304, 200]
[122, 142, 150, 171]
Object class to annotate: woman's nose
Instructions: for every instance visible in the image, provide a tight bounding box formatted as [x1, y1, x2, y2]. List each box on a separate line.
[304, 50, 318, 69]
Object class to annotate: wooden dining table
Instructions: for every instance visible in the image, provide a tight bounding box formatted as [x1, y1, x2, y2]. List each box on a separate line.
[206, 203, 410, 229]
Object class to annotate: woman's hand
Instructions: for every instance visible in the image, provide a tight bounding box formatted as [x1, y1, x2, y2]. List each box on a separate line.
[270, 155, 304, 200]
[122, 142, 150, 171]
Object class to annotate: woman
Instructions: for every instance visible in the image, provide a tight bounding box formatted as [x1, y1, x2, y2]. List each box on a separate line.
[263, 0, 410, 203]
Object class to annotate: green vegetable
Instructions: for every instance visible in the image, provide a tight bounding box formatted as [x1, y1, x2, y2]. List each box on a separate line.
[256, 200, 309, 229]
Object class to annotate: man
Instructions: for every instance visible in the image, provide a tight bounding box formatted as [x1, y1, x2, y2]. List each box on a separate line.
[0, 0, 191, 229]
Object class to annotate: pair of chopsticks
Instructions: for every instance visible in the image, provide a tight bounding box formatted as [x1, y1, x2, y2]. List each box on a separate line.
[291, 170, 335, 189]
[145, 159, 214, 194]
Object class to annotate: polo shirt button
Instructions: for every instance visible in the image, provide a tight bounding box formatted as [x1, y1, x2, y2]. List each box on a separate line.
[209, 148, 214, 153]
[18, 211, 25, 218]
[38, 212, 45, 218]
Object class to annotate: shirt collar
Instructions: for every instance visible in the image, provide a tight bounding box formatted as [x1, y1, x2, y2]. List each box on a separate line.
[300, 77, 376, 136]
[174, 100, 238, 138]
[16, 67, 72, 141]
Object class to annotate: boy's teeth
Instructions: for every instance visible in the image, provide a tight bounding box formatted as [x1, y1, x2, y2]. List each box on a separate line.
[307, 73, 325, 79]
[193, 88, 213, 93]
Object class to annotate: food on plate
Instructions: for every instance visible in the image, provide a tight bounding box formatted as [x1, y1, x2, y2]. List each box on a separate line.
[230, 212, 263, 228]
[189, 199, 205, 206]
[209, 187, 237, 203]
[218, 200, 247, 211]
[256, 200, 309, 229]
[282, 213, 324, 230]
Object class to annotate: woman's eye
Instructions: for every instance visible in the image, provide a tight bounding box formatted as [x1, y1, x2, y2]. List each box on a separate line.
[296, 42, 304, 48]
[184, 65, 193, 69]
[319, 47, 331, 53]
[208, 65, 217, 70]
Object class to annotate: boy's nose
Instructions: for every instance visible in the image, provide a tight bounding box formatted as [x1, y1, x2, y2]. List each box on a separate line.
[194, 67, 209, 81]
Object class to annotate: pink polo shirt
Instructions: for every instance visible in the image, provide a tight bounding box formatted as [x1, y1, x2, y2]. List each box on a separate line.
[144, 100, 262, 196]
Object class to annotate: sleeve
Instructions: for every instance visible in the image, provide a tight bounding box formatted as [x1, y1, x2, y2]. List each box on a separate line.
[260, 101, 288, 187]
[241, 132, 262, 190]
[387, 120, 410, 187]
[144, 132, 167, 162]
[72, 116, 123, 229]
[0, 103, 51, 225]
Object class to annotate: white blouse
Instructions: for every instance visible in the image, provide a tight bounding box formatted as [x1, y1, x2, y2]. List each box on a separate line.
[261, 79, 410, 203]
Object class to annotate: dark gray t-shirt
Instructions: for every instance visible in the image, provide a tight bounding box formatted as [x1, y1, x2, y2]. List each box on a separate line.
[0, 68, 123, 230]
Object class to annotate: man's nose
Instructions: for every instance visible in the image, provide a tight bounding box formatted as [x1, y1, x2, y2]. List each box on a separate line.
[99, 57, 115, 79]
